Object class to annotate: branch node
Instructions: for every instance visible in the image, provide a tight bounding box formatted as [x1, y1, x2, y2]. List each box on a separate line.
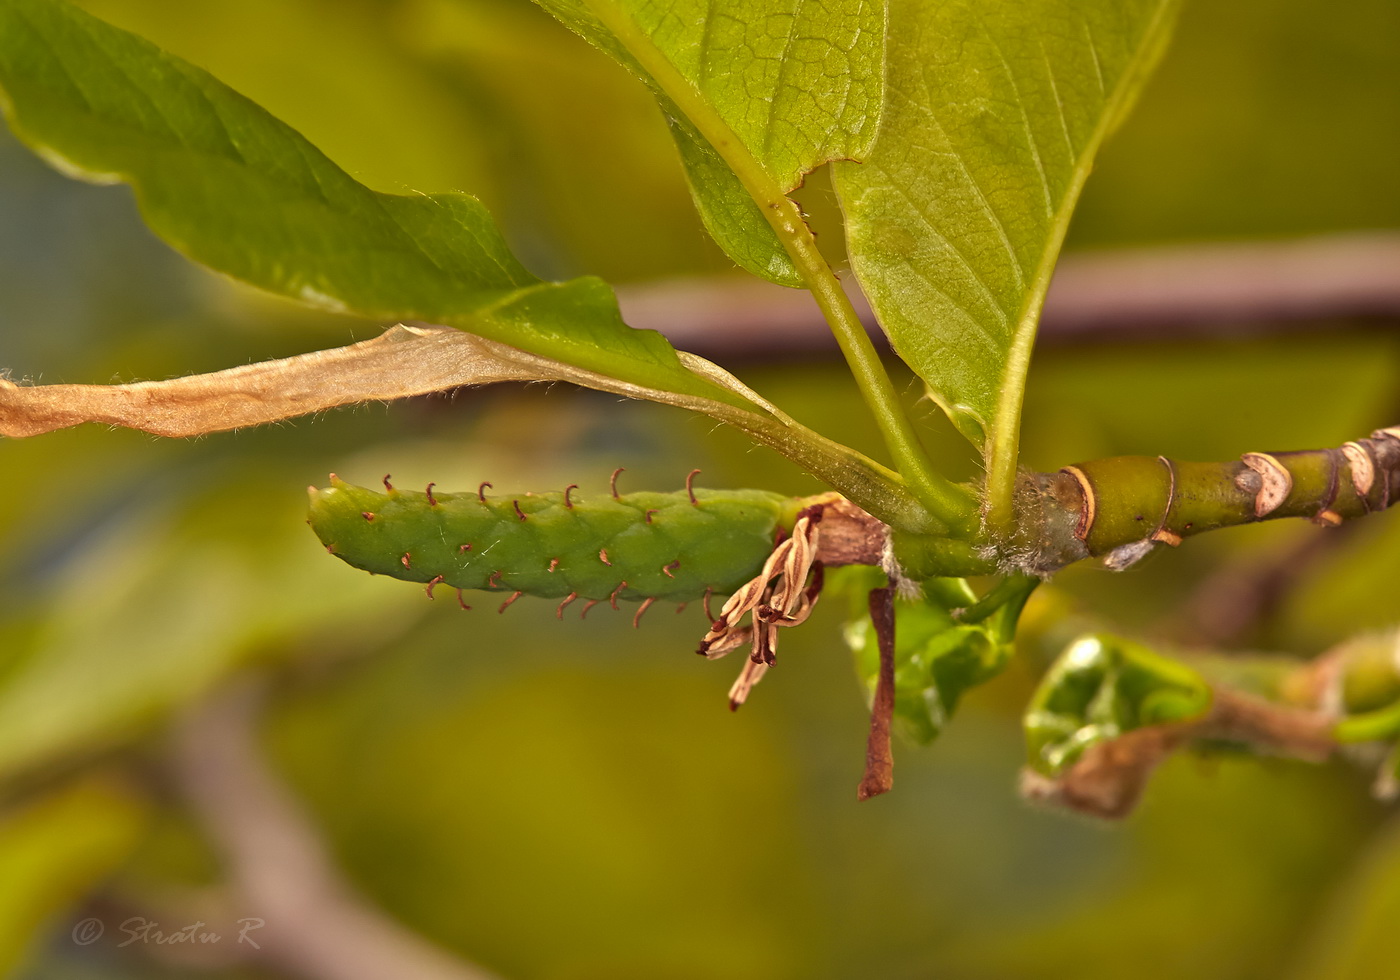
[1241, 452, 1292, 517]
[1061, 465, 1096, 541]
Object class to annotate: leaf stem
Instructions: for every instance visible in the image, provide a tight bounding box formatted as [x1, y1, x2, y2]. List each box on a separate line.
[1334, 701, 1400, 744]
[583, 0, 976, 533]
[983, 0, 1183, 533]
[956, 573, 1040, 640]
[778, 208, 979, 532]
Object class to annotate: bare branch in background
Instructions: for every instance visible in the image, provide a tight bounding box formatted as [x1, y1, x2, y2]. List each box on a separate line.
[1035, 232, 1400, 339]
[618, 232, 1400, 359]
[174, 682, 501, 980]
[1163, 524, 1361, 649]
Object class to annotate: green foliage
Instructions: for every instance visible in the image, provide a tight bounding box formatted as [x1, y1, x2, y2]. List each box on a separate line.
[664, 113, 804, 286]
[0, 0, 736, 404]
[310, 477, 796, 602]
[526, 0, 1186, 530]
[536, 0, 884, 286]
[832, 0, 1180, 518]
[2, 0, 1400, 974]
[0, 0, 1191, 536]
[840, 570, 1014, 745]
[1025, 632, 1212, 775]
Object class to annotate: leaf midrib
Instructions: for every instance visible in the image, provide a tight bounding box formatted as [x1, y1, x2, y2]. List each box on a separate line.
[983, 0, 1180, 530]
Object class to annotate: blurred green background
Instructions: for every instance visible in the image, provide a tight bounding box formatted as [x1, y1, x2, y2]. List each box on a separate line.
[2, 0, 1399, 977]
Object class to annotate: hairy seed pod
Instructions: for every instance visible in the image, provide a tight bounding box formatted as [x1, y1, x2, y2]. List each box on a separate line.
[309, 476, 800, 602]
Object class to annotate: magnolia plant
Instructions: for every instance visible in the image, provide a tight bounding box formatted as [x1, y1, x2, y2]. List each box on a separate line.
[2, 0, 1397, 814]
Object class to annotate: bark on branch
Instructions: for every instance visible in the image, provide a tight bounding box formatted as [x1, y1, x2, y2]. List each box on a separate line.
[1011, 427, 1400, 575]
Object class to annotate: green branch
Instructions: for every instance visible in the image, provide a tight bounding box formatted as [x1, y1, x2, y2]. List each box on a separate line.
[1010, 427, 1400, 573]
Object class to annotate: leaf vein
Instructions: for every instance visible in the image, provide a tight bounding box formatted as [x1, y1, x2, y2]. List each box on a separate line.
[1081, 17, 1108, 97]
[978, 22, 1055, 220]
[761, 0, 804, 162]
[876, 162, 1014, 332]
[905, 79, 1029, 297]
[1039, 40, 1078, 162]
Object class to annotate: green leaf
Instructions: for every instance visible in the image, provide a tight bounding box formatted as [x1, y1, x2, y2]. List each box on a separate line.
[666, 112, 804, 287]
[840, 570, 1011, 745]
[1024, 632, 1211, 776]
[832, 0, 1181, 513]
[536, 0, 885, 286]
[0, 0, 735, 406]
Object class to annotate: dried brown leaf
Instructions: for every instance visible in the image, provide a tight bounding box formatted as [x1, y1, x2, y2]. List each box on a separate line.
[0, 323, 780, 439]
[1, 323, 909, 526]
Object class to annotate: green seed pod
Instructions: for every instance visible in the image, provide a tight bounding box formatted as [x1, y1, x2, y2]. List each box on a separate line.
[308, 475, 800, 603]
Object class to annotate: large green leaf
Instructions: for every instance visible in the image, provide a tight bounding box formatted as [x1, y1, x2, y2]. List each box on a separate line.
[0, 0, 735, 405]
[537, 0, 885, 287]
[832, 0, 1181, 505]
